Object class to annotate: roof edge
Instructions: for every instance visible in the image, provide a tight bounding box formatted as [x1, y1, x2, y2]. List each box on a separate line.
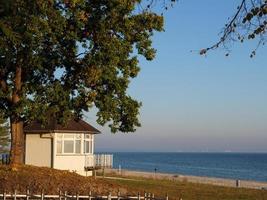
[24, 130, 101, 134]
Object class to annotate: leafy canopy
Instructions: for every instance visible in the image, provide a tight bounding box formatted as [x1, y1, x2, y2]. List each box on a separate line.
[0, 0, 163, 132]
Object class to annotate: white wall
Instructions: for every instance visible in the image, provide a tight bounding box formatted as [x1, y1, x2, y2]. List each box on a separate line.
[25, 134, 52, 167]
[53, 133, 94, 176]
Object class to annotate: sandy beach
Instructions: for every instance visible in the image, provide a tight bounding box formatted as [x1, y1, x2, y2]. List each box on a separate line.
[103, 168, 267, 190]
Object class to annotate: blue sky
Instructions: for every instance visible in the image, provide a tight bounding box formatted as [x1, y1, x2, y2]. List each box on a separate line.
[86, 0, 267, 152]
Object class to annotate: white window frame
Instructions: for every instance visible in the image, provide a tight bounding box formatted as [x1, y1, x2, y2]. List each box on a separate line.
[84, 134, 93, 154]
[56, 133, 83, 155]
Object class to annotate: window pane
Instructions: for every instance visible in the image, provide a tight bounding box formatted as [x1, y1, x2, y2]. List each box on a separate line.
[64, 134, 74, 139]
[84, 141, 90, 153]
[90, 140, 93, 153]
[64, 140, 74, 153]
[57, 140, 62, 153]
[75, 140, 81, 153]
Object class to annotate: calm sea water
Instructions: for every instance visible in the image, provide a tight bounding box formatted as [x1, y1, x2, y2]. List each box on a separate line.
[110, 152, 267, 182]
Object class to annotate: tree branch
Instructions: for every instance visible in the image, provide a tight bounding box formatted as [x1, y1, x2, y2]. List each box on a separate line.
[200, 0, 246, 54]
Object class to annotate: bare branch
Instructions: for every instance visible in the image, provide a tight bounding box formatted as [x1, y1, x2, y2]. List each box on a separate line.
[201, 0, 267, 56]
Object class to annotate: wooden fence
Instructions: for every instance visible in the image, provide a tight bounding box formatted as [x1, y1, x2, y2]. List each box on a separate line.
[0, 191, 168, 200]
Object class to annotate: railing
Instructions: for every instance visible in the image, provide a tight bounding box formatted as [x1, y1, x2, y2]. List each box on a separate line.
[85, 154, 113, 168]
[94, 154, 113, 168]
[85, 155, 94, 167]
[1, 154, 10, 165]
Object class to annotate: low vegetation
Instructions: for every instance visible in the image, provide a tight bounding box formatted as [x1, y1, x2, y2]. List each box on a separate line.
[0, 165, 124, 195]
[108, 177, 267, 200]
[0, 165, 266, 200]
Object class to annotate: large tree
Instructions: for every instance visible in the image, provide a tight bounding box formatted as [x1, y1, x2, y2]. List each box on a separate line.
[0, 0, 163, 167]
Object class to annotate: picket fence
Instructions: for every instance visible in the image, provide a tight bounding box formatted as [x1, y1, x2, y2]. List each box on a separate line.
[0, 190, 168, 200]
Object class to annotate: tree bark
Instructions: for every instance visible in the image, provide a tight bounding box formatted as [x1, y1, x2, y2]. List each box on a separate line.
[10, 119, 24, 167]
[9, 66, 24, 168]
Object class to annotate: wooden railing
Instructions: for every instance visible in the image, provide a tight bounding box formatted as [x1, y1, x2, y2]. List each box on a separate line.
[85, 154, 113, 169]
[94, 154, 113, 168]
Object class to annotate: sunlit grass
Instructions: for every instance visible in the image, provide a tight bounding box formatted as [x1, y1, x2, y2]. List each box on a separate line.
[103, 175, 267, 200]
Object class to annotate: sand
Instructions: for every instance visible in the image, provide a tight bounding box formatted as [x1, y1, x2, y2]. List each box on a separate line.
[103, 168, 267, 190]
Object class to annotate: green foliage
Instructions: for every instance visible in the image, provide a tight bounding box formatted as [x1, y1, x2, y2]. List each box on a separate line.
[0, 0, 164, 132]
[0, 115, 9, 154]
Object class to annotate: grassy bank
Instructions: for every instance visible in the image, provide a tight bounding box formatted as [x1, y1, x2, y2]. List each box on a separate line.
[0, 165, 124, 195]
[104, 176, 267, 200]
[0, 165, 266, 200]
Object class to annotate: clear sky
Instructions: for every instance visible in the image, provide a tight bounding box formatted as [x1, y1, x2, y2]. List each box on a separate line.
[86, 0, 267, 152]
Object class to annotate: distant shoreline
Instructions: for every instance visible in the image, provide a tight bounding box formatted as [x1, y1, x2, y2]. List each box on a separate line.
[110, 152, 267, 182]
[104, 168, 267, 190]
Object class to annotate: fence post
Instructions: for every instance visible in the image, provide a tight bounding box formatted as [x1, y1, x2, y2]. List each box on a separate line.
[26, 189, 30, 200]
[144, 192, 147, 200]
[117, 190, 120, 200]
[236, 180, 241, 188]
[108, 192, 111, 200]
[152, 193, 154, 200]
[41, 190, 44, 200]
[3, 191, 6, 200]
[165, 193, 168, 200]
[14, 189, 17, 200]
[64, 191, 67, 200]
[137, 192, 140, 200]
[94, 169, 96, 179]
[76, 193, 79, 200]
[102, 168, 105, 178]
[58, 190, 61, 200]
[88, 191, 92, 200]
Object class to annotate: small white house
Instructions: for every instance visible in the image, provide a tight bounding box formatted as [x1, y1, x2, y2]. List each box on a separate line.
[24, 118, 112, 176]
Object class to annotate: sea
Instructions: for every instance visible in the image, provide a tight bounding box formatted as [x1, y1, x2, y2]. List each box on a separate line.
[109, 152, 267, 182]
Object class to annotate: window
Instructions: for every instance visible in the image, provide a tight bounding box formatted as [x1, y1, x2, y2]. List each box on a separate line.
[56, 133, 82, 154]
[75, 134, 81, 153]
[56, 134, 63, 154]
[64, 140, 74, 153]
[57, 140, 62, 154]
[84, 134, 93, 154]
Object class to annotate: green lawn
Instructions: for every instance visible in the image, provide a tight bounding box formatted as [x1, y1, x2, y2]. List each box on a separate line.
[1, 165, 266, 200]
[103, 176, 267, 200]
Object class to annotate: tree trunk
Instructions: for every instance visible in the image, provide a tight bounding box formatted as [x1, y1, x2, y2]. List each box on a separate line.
[10, 119, 24, 167]
[9, 66, 24, 168]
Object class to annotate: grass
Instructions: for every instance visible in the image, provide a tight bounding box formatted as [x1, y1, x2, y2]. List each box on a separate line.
[102, 174, 267, 200]
[0, 165, 124, 195]
[0, 165, 266, 200]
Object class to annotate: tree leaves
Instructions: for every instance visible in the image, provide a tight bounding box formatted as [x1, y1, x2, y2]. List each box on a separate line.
[0, 0, 164, 133]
